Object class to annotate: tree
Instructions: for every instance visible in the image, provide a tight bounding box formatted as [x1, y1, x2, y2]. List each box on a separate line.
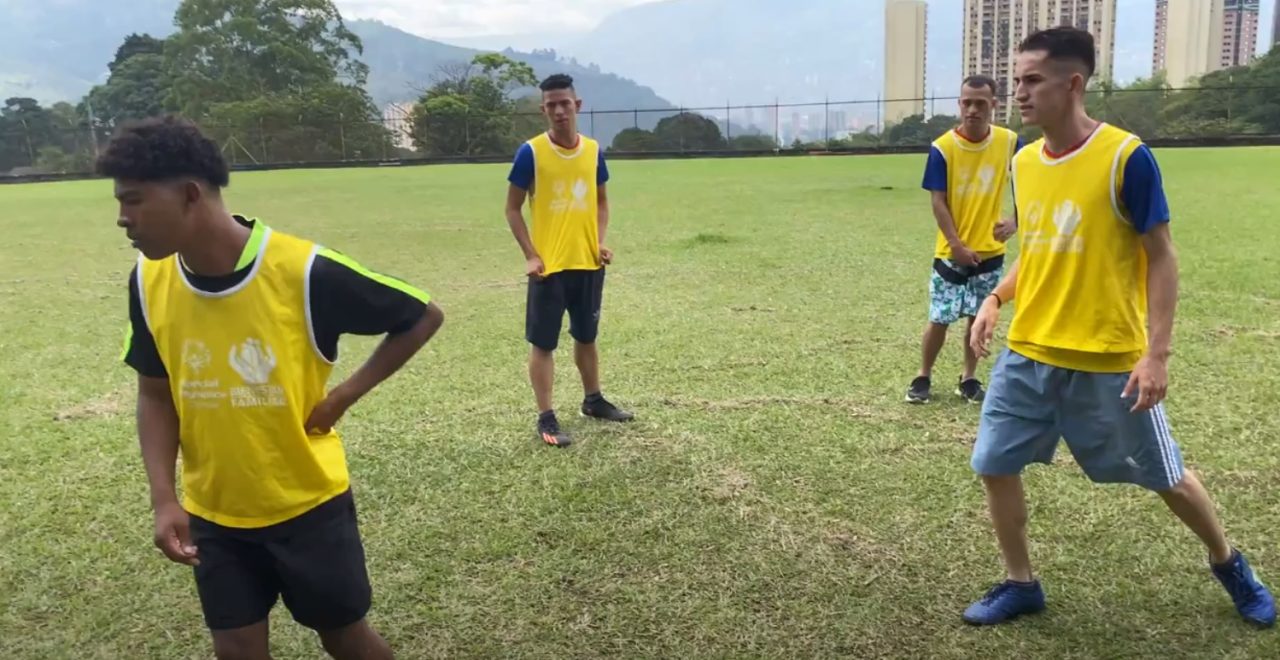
[203, 84, 392, 163]
[109, 34, 166, 73]
[1085, 74, 1168, 139]
[652, 112, 725, 151]
[0, 98, 58, 172]
[409, 53, 539, 156]
[882, 114, 932, 146]
[85, 34, 172, 123]
[610, 127, 659, 152]
[165, 0, 368, 116]
[728, 134, 778, 150]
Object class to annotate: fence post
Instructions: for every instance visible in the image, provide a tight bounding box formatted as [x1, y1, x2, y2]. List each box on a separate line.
[774, 98, 780, 148]
[258, 118, 268, 163]
[20, 119, 34, 166]
[824, 97, 830, 147]
[590, 109, 596, 138]
[634, 109, 638, 130]
[339, 113, 348, 160]
[726, 101, 731, 143]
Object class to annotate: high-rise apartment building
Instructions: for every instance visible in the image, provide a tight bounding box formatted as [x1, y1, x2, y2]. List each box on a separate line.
[963, 0, 1117, 97]
[1154, 1, 1258, 87]
[1221, 1, 1260, 68]
[1273, 0, 1279, 48]
[884, 0, 928, 124]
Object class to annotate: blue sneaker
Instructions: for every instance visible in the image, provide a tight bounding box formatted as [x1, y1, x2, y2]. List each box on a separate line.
[1211, 549, 1276, 628]
[962, 580, 1047, 625]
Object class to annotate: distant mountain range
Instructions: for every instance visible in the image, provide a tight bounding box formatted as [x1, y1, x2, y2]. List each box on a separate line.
[2, 0, 1274, 138]
[0, 1, 674, 147]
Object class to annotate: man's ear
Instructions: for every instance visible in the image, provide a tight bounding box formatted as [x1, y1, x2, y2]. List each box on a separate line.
[183, 179, 204, 206]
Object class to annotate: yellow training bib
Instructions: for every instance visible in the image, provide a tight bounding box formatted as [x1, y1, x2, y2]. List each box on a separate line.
[1009, 123, 1148, 373]
[932, 126, 1019, 260]
[527, 133, 602, 275]
[138, 228, 349, 528]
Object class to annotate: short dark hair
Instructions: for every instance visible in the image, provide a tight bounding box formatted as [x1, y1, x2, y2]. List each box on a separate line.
[1018, 27, 1096, 78]
[539, 73, 574, 93]
[96, 115, 230, 188]
[962, 75, 998, 96]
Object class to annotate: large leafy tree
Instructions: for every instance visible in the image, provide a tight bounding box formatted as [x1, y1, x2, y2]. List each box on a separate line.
[165, 0, 369, 116]
[410, 53, 538, 156]
[84, 34, 172, 123]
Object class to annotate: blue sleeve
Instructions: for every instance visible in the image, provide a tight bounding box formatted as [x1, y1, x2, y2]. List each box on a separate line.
[507, 143, 534, 190]
[598, 150, 609, 186]
[921, 146, 947, 192]
[1120, 145, 1170, 234]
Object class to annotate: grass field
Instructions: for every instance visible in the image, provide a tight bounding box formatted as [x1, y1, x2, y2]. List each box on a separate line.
[2, 148, 1280, 659]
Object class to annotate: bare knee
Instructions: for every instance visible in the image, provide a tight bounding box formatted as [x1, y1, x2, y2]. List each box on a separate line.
[1158, 468, 1202, 499]
[212, 627, 269, 660]
[319, 620, 391, 660]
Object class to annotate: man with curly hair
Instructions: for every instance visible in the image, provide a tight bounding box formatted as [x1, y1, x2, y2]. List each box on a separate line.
[106, 115, 444, 659]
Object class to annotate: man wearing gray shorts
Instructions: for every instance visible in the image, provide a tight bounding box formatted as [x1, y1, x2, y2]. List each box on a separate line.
[962, 27, 1274, 628]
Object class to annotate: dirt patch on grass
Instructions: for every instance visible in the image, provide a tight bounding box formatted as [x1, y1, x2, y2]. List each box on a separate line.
[711, 467, 753, 501]
[54, 390, 126, 422]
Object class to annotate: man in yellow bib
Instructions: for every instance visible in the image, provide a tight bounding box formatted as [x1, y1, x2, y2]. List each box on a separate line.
[105, 116, 445, 658]
[908, 74, 1022, 405]
[505, 74, 633, 448]
[964, 28, 1273, 628]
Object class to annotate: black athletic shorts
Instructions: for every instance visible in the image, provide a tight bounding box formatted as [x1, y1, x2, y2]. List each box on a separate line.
[526, 268, 605, 351]
[189, 490, 371, 631]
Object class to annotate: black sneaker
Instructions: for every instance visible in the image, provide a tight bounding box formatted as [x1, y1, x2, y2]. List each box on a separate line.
[537, 413, 572, 448]
[582, 394, 634, 422]
[957, 377, 986, 403]
[906, 376, 931, 404]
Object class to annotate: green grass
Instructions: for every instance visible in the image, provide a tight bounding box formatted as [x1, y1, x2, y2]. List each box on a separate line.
[3, 149, 1280, 658]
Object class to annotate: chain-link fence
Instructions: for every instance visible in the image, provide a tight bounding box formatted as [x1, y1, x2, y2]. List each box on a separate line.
[3, 86, 1278, 179]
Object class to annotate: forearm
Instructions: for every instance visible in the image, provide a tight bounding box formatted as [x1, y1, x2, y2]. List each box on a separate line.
[1146, 251, 1178, 359]
[505, 209, 538, 259]
[992, 260, 1019, 304]
[931, 197, 962, 245]
[597, 202, 609, 246]
[137, 386, 180, 507]
[334, 303, 444, 403]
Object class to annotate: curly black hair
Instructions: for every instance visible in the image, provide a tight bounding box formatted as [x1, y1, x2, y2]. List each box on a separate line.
[539, 73, 575, 93]
[96, 115, 230, 188]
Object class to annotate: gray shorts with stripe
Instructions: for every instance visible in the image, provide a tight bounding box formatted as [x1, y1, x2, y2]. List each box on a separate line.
[972, 349, 1185, 491]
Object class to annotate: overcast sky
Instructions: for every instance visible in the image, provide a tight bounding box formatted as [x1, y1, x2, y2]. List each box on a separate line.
[335, 0, 1275, 52]
[335, 0, 662, 38]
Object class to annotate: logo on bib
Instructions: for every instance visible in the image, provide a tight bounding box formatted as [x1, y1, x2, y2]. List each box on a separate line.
[1023, 199, 1085, 254]
[182, 339, 211, 373]
[227, 338, 286, 408]
[229, 338, 276, 385]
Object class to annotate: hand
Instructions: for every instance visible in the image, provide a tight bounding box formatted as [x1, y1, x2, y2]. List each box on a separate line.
[994, 219, 1017, 242]
[1121, 354, 1169, 413]
[949, 241, 980, 267]
[970, 296, 1001, 359]
[599, 245, 613, 266]
[525, 255, 545, 278]
[153, 500, 199, 566]
[305, 386, 355, 434]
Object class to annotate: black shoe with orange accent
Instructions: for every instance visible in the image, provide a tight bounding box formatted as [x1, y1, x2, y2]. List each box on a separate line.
[536, 412, 572, 448]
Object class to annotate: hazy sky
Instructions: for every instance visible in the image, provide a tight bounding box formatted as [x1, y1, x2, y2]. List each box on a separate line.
[335, 0, 1275, 51]
[336, 0, 662, 38]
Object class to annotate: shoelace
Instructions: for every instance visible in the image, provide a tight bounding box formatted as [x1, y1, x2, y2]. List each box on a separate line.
[980, 582, 1014, 605]
[1221, 563, 1256, 604]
